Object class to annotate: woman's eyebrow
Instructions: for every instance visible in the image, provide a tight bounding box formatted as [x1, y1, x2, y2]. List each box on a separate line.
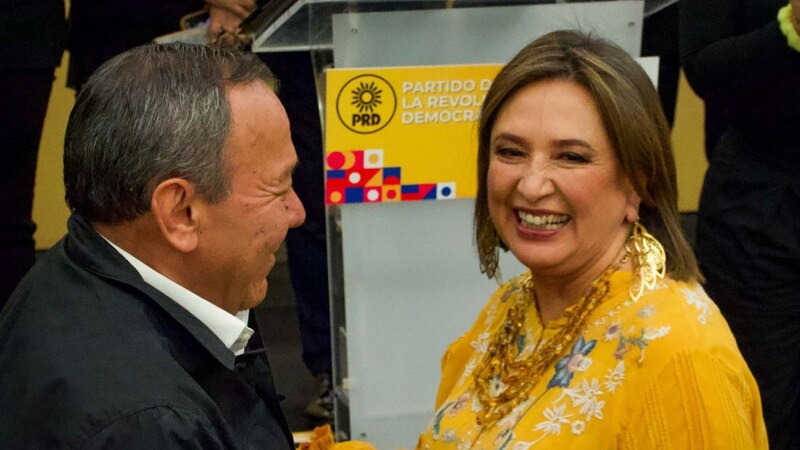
[491, 132, 527, 147]
[553, 138, 595, 151]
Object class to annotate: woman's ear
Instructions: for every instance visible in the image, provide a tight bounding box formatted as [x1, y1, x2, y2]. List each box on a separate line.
[150, 178, 200, 253]
[624, 185, 642, 224]
[620, 171, 643, 224]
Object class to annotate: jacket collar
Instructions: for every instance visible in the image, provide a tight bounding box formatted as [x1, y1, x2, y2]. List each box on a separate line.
[64, 214, 237, 369]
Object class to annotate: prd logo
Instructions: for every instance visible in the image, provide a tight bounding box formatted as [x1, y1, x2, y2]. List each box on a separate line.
[336, 74, 396, 134]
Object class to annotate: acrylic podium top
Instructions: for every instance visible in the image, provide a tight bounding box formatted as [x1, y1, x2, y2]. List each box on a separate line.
[246, 0, 677, 53]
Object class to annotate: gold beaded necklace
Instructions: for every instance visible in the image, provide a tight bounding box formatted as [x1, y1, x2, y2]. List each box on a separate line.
[473, 253, 628, 426]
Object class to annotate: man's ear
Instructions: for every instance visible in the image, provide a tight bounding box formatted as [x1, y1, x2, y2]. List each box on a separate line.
[150, 178, 199, 253]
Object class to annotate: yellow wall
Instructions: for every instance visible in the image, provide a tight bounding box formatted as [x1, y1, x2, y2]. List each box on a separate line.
[32, 66, 709, 249]
[33, 52, 73, 249]
[671, 71, 707, 212]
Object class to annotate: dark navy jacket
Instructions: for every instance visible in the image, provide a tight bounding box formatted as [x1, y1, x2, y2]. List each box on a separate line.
[0, 215, 294, 449]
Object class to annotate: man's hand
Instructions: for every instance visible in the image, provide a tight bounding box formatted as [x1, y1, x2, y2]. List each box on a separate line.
[206, 0, 256, 19]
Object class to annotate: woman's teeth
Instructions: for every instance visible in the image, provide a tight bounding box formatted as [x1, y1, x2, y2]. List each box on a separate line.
[518, 212, 570, 230]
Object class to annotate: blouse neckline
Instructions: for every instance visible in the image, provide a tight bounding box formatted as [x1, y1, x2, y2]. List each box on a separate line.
[537, 270, 634, 330]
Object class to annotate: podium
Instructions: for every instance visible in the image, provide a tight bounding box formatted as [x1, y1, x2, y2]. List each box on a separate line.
[249, 1, 661, 447]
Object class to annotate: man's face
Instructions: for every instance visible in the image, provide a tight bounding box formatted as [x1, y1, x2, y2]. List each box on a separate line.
[194, 82, 305, 313]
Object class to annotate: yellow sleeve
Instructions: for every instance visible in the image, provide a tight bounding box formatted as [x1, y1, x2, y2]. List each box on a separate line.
[332, 442, 377, 450]
[434, 332, 472, 410]
[620, 349, 768, 449]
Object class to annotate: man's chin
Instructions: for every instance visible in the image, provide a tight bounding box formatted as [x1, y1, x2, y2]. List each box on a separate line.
[239, 279, 268, 312]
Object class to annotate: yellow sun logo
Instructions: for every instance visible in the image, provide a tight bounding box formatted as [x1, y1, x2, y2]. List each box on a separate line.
[351, 82, 383, 113]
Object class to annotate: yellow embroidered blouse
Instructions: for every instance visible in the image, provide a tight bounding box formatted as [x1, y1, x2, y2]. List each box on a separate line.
[417, 271, 768, 449]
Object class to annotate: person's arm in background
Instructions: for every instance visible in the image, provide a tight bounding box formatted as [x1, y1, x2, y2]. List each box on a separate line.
[206, 0, 257, 20]
[680, 0, 800, 101]
[680, 0, 800, 156]
[206, 0, 256, 42]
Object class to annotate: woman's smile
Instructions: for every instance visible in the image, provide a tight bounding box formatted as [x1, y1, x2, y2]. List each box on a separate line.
[516, 209, 571, 232]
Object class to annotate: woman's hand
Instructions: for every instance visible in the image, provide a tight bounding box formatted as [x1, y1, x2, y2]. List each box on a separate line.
[206, 0, 257, 19]
[791, 0, 800, 34]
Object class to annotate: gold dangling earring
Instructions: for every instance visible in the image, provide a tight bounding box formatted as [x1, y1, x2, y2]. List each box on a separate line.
[479, 226, 501, 279]
[489, 229, 502, 280]
[625, 221, 666, 302]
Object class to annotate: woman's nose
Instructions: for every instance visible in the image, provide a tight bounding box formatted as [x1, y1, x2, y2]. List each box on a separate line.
[517, 162, 555, 201]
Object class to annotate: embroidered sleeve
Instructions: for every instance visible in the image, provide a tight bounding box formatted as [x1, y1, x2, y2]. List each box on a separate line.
[619, 349, 768, 449]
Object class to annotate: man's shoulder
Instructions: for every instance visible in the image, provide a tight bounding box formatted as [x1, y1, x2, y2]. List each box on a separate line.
[1, 400, 230, 449]
[0, 305, 222, 448]
[0, 246, 223, 448]
[76, 404, 233, 449]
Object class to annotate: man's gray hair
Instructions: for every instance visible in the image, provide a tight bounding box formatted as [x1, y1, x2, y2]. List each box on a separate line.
[64, 42, 278, 224]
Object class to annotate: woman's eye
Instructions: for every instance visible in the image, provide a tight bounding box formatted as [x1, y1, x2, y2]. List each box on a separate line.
[559, 151, 589, 163]
[494, 147, 525, 158]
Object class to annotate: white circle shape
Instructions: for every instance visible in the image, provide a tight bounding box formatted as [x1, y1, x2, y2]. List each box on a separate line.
[367, 189, 380, 201]
[349, 172, 362, 184]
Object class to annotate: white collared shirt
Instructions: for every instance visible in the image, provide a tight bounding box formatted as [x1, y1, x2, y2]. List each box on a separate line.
[100, 235, 254, 355]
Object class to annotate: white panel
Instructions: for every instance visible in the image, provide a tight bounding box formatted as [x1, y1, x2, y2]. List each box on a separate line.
[637, 56, 660, 87]
[333, 1, 644, 67]
[341, 199, 524, 447]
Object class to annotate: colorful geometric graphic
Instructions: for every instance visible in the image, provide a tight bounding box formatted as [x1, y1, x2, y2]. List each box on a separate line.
[325, 148, 456, 205]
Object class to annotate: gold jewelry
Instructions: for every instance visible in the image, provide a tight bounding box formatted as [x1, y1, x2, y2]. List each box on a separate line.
[625, 221, 666, 302]
[478, 227, 501, 279]
[473, 254, 627, 426]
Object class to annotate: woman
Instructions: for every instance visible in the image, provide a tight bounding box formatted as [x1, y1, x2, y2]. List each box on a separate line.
[680, 1, 800, 448]
[417, 31, 767, 449]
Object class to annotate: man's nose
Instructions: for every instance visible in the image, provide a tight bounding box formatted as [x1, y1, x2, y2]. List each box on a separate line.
[287, 189, 306, 228]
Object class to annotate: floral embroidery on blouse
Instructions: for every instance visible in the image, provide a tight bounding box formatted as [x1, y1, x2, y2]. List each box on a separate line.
[432, 393, 471, 439]
[495, 429, 514, 450]
[484, 303, 499, 326]
[417, 275, 763, 449]
[472, 332, 491, 354]
[533, 403, 572, 436]
[570, 419, 586, 435]
[682, 285, 713, 325]
[637, 304, 655, 318]
[500, 280, 526, 302]
[610, 321, 671, 364]
[603, 361, 625, 393]
[603, 320, 622, 341]
[560, 378, 606, 421]
[548, 337, 596, 388]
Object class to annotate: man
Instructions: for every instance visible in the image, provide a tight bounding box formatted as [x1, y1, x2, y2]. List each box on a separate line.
[0, 43, 304, 448]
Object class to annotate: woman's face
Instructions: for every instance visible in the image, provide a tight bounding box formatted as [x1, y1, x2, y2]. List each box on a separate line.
[487, 79, 640, 279]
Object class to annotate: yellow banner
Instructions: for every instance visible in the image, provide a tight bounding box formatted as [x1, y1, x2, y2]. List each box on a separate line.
[324, 64, 501, 204]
